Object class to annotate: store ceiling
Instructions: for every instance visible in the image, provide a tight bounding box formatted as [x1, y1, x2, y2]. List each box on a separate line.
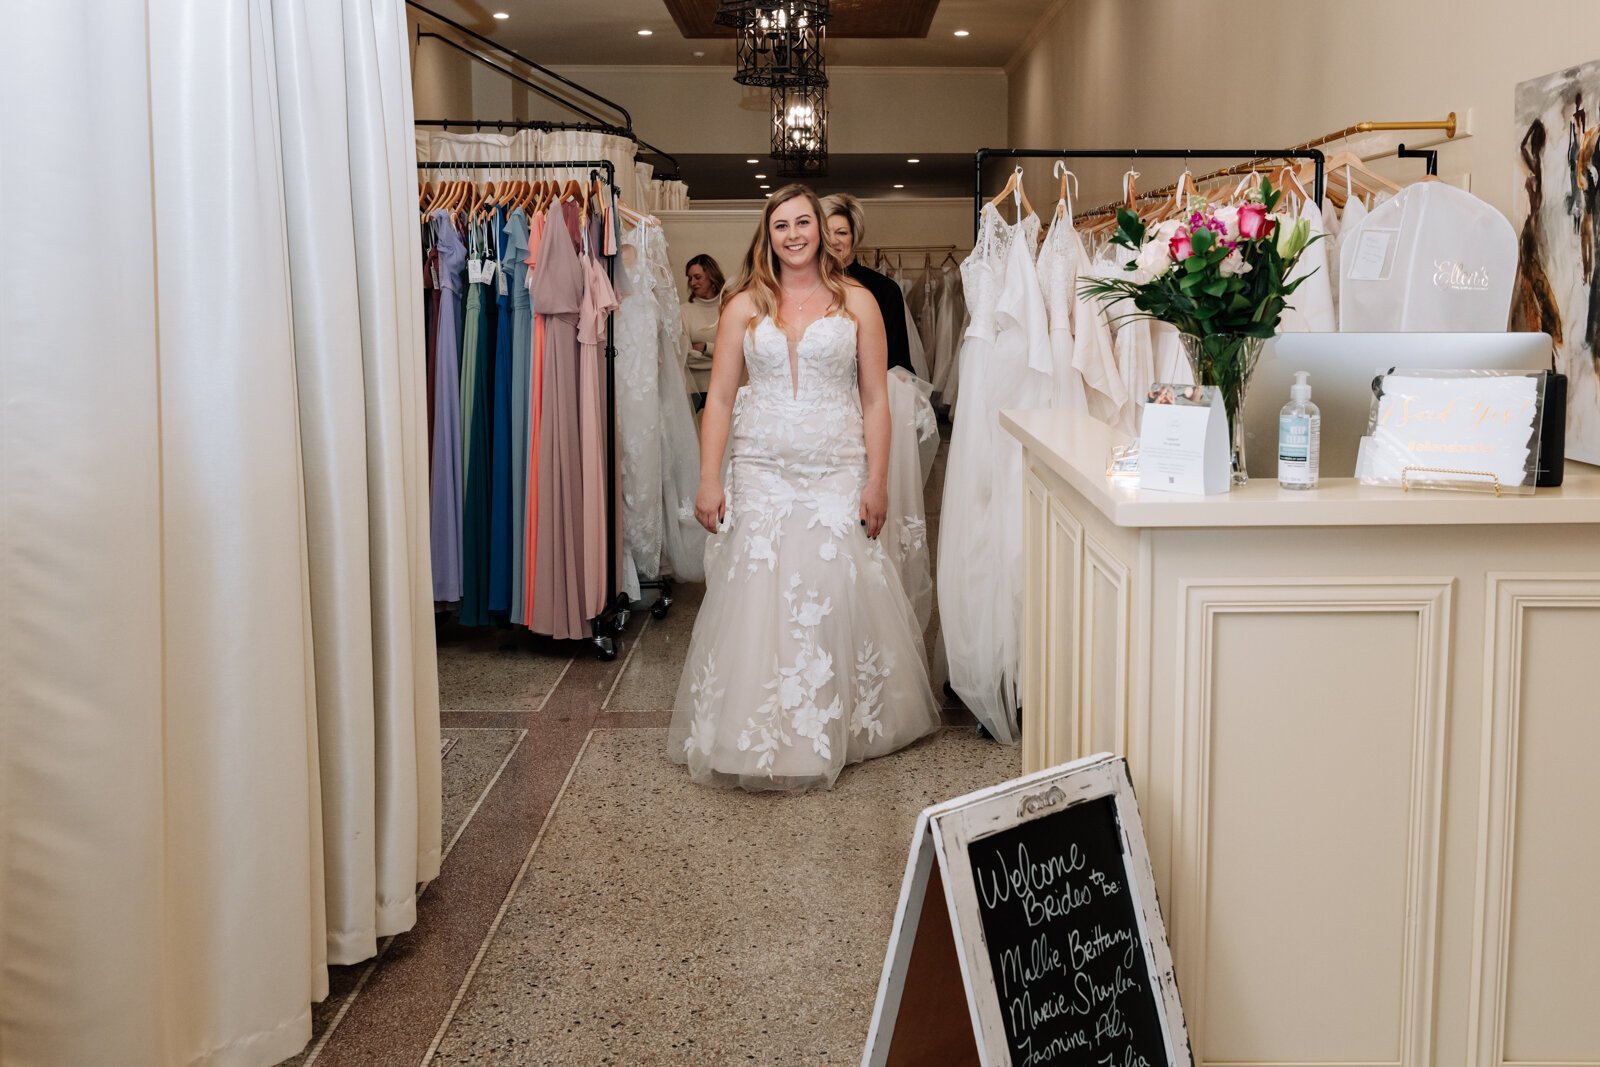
[661, 0, 936, 39]
[421, 0, 1053, 67]
[675, 152, 972, 201]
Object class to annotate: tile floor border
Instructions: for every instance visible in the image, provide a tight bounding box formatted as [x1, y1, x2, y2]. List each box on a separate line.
[301, 660, 573, 1066]
[441, 728, 527, 862]
[298, 937, 392, 1067]
[419, 728, 600, 1067]
[598, 615, 651, 711]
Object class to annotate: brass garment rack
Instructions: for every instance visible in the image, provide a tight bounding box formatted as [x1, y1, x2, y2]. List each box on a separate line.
[1073, 114, 1459, 221]
[974, 148, 1325, 240]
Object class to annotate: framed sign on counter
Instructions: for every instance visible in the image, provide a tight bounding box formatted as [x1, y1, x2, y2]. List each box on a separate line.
[863, 754, 1192, 1067]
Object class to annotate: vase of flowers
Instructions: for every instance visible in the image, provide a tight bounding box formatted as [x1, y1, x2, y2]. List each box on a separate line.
[1080, 179, 1317, 485]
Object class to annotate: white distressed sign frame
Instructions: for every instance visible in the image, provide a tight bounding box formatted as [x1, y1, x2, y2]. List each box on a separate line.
[862, 753, 1192, 1067]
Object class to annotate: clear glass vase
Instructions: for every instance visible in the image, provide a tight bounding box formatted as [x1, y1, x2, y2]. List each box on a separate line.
[1178, 332, 1266, 486]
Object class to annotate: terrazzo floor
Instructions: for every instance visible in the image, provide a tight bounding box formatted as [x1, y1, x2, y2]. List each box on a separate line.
[281, 418, 1020, 1066]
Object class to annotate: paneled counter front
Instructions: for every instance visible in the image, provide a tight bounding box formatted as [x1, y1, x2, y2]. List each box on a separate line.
[1001, 408, 1600, 1067]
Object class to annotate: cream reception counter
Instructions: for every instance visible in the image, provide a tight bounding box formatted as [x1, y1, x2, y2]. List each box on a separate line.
[1001, 408, 1600, 1067]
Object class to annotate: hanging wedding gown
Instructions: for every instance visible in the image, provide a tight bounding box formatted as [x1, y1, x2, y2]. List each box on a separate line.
[615, 230, 666, 587]
[643, 218, 708, 583]
[614, 218, 707, 595]
[1034, 212, 1090, 414]
[938, 204, 1050, 744]
[884, 369, 938, 632]
[929, 264, 965, 406]
[1070, 237, 1125, 425]
[668, 315, 941, 790]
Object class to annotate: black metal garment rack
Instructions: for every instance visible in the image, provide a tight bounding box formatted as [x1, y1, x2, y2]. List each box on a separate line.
[417, 158, 627, 660]
[972, 147, 1327, 239]
[406, 2, 680, 181]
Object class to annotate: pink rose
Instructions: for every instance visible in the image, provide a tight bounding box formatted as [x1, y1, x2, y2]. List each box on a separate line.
[1169, 229, 1194, 262]
[1238, 201, 1273, 240]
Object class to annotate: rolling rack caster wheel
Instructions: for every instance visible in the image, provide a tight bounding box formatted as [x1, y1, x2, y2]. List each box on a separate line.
[590, 634, 618, 661]
[610, 610, 630, 634]
[650, 595, 671, 620]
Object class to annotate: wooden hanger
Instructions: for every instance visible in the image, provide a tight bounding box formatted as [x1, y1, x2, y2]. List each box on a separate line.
[987, 165, 1035, 221]
[1147, 168, 1196, 223]
[1051, 161, 1079, 227]
[1300, 149, 1401, 208]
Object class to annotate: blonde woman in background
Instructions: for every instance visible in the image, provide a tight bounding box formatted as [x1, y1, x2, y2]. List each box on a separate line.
[819, 193, 916, 375]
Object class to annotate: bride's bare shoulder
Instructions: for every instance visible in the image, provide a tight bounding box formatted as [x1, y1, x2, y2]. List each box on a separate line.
[720, 290, 759, 328]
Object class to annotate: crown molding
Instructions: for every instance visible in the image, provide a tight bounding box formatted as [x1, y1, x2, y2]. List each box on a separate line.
[1005, 0, 1072, 75]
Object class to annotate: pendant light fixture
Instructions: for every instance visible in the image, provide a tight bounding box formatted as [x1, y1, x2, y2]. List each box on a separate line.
[772, 82, 828, 178]
[716, 0, 829, 90]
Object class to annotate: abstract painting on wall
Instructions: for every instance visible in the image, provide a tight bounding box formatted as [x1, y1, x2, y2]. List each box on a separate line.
[1514, 61, 1600, 465]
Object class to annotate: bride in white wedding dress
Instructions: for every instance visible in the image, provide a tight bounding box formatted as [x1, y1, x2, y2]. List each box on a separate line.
[666, 184, 941, 791]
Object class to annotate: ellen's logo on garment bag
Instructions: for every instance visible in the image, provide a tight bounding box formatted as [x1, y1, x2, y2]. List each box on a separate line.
[1431, 259, 1492, 291]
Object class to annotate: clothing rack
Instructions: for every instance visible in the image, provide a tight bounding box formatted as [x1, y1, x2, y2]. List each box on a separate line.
[973, 148, 1326, 239]
[1066, 116, 1460, 221]
[416, 114, 682, 181]
[855, 244, 965, 270]
[418, 159, 628, 659]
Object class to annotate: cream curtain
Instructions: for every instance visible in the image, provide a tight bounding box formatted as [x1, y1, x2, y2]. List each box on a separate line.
[0, 1, 438, 1064]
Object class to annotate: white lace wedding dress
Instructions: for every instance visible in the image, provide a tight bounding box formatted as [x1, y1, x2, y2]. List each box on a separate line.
[667, 315, 942, 791]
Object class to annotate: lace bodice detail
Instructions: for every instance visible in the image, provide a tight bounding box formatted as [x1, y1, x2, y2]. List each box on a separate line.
[743, 315, 860, 406]
[962, 204, 1039, 342]
[1034, 215, 1081, 330]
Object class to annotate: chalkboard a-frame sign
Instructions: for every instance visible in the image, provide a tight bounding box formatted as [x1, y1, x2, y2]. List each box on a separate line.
[861, 754, 1192, 1067]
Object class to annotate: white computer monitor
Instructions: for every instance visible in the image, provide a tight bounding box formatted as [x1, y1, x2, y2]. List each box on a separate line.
[1244, 333, 1554, 479]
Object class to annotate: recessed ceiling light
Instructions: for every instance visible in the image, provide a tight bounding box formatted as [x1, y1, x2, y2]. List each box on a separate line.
[492, 11, 510, 19]
[953, 29, 970, 37]
[637, 28, 653, 36]
[754, 174, 768, 179]
[893, 184, 905, 189]
[760, 185, 771, 190]
[907, 158, 920, 164]
[765, 193, 772, 198]
[693, 50, 705, 57]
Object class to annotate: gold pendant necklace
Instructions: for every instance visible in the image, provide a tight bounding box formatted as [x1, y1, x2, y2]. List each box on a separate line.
[784, 278, 825, 317]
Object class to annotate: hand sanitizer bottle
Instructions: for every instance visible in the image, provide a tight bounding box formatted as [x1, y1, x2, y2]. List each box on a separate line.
[1278, 371, 1320, 490]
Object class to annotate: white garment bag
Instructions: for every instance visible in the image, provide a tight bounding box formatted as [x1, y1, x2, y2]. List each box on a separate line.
[1339, 182, 1517, 331]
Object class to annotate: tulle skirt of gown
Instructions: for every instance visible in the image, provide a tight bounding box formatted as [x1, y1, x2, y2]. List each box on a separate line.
[668, 383, 941, 791]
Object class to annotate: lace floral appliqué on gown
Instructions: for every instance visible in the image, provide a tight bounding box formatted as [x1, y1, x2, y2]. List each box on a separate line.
[667, 315, 941, 790]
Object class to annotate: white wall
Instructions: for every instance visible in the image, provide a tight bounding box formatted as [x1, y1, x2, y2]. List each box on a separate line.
[1006, 0, 1600, 218]
[658, 198, 973, 302]
[410, 19, 473, 119]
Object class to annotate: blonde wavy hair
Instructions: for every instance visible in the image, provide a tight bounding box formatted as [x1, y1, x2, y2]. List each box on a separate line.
[726, 183, 854, 334]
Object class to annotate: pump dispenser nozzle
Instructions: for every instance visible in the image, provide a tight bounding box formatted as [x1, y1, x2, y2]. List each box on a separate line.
[1291, 371, 1312, 403]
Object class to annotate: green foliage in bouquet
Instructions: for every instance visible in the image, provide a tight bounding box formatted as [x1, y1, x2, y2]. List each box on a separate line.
[1077, 178, 1318, 341]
